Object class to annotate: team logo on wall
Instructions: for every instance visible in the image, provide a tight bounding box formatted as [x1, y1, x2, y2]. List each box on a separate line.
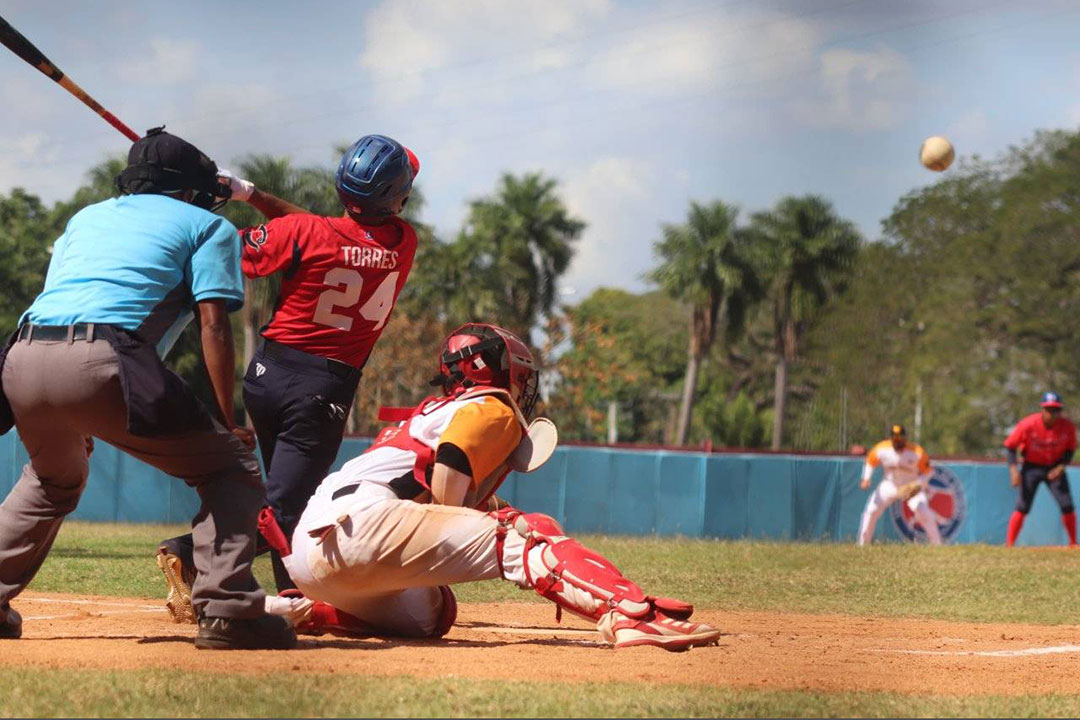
[890, 466, 966, 543]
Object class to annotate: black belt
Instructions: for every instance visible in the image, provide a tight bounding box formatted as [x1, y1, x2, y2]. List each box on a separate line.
[330, 479, 418, 501]
[331, 483, 362, 501]
[259, 339, 362, 381]
[17, 323, 100, 342]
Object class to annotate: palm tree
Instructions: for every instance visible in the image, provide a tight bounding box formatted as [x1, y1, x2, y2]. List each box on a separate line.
[457, 173, 584, 342]
[649, 201, 761, 446]
[748, 195, 860, 450]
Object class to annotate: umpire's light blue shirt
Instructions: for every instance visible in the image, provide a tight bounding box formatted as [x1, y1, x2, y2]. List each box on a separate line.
[22, 194, 244, 357]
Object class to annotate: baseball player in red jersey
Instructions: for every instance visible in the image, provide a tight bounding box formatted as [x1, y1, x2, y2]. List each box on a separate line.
[1003, 392, 1078, 546]
[156, 136, 420, 616]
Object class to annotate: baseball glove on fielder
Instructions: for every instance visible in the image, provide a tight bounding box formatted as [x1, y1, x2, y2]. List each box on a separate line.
[896, 481, 922, 502]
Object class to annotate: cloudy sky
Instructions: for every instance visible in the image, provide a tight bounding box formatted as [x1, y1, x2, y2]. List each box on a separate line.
[1, 0, 1078, 299]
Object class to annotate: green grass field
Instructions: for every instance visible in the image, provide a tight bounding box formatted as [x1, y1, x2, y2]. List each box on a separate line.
[8, 522, 1080, 718]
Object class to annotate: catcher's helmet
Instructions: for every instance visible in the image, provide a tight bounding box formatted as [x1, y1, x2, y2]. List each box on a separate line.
[335, 134, 418, 219]
[436, 323, 540, 419]
[115, 127, 230, 211]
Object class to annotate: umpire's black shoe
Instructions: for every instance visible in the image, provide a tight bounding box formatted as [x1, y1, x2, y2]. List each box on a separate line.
[0, 604, 22, 639]
[194, 613, 297, 650]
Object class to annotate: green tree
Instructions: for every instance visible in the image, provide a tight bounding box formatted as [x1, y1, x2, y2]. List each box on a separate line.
[0, 188, 59, 332]
[546, 288, 686, 443]
[456, 173, 584, 341]
[649, 201, 761, 446]
[748, 195, 860, 450]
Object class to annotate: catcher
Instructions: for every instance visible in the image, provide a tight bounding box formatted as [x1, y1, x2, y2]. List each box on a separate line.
[161, 323, 721, 651]
[857, 424, 942, 545]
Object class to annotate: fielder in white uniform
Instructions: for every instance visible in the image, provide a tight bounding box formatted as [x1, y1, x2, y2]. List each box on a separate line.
[262, 323, 721, 651]
[857, 424, 942, 546]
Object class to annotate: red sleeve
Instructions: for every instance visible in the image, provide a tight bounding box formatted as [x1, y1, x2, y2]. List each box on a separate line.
[240, 215, 307, 278]
[1069, 420, 1077, 452]
[1003, 416, 1030, 450]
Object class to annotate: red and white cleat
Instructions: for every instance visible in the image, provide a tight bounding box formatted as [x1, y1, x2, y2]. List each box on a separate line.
[600, 609, 721, 652]
[296, 602, 372, 638]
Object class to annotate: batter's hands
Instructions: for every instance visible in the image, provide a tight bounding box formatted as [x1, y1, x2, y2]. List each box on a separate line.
[230, 425, 256, 450]
[1009, 466, 1021, 487]
[1049, 464, 1065, 481]
[859, 478, 870, 491]
[218, 169, 254, 202]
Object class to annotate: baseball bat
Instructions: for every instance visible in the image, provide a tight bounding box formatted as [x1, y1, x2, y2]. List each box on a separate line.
[0, 14, 140, 142]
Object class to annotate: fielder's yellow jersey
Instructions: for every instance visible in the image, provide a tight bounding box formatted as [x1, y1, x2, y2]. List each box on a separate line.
[861, 440, 931, 485]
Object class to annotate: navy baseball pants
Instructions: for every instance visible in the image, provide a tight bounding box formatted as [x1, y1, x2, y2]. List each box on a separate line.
[243, 339, 361, 591]
[1016, 463, 1075, 514]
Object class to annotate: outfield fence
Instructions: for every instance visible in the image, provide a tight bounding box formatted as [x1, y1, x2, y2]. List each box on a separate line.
[0, 433, 1069, 545]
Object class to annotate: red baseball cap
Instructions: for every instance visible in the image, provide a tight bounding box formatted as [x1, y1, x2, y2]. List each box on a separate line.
[1041, 391, 1064, 409]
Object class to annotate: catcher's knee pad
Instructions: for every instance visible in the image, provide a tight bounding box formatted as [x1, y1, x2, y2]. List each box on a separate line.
[491, 509, 651, 622]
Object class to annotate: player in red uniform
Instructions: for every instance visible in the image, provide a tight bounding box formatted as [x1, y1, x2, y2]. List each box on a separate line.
[1003, 392, 1078, 547]
[157, 135, 420, 616]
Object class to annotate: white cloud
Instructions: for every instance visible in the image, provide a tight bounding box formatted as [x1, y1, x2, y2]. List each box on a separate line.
[357, 0, 611, 103]
[561, 156, 653, 295]
[117, 38, 201, 85]
[590, 8, 820, 95]
[591, 7, 816, 98]
[0, 132, 64, 196]
[795, 44, 914, 131]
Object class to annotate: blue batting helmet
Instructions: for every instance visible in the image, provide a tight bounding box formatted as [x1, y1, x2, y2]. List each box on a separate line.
[335, 134, 418, 219]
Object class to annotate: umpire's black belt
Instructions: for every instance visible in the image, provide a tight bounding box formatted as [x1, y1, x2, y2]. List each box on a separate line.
[259, 338, 362, 381]
[17, 323, 101, 342]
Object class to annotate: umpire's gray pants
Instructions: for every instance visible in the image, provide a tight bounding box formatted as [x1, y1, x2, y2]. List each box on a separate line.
[0, 336, 266, 618]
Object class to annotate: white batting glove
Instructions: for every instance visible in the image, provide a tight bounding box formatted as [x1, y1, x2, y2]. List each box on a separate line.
[218, 168, 255, 202]
[264, 593, 314, 626]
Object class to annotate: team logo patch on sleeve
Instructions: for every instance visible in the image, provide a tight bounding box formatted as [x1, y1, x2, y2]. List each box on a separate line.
[890, 466, 967, 543]
[243, 225, 269, 252]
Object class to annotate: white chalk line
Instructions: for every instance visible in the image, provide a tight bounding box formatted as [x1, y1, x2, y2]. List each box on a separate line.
[29, 598, 162, 611]
[24, 608, 167, 621]
[876, 644, 1080, 658]
[476, 626, 599, 638]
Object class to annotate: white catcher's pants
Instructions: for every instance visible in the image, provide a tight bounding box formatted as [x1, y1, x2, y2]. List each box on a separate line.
[858, 479, 942, 546]
[285, 495, 529, 637]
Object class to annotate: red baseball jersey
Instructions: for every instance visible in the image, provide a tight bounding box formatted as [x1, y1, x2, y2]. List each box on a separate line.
[1003, 412, 1077, 466]
[240, 213, 417, 367]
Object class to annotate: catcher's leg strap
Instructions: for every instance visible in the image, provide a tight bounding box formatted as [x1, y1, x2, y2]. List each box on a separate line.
[258, 506, 291, 557]
[491, 509, 652, 622]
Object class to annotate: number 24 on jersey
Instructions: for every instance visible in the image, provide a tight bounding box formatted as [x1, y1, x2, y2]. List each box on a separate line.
[313, 269, 399, 332]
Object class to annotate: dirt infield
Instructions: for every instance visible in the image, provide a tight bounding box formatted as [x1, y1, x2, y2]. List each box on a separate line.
[7, 591, 1080, 696]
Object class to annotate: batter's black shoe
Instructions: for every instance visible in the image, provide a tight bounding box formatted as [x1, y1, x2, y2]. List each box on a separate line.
[0, 604, 22, 639]
[194, 614, 297, 650]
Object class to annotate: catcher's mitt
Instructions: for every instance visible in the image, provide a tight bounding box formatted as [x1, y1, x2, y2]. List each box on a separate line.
[896, 481, 921, 502]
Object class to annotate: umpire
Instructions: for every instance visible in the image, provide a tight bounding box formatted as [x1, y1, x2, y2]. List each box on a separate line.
[1004, 391, 1078, 547]
[0, 128, 294, 649]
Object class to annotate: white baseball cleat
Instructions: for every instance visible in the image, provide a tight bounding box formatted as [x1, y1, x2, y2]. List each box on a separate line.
[600, 609, 722, 651]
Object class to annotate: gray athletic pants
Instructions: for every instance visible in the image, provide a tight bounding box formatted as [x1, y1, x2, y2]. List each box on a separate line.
[0, 335, 266, 618]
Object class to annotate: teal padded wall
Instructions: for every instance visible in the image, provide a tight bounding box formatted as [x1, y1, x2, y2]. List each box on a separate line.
[0, 433, 1069, 545]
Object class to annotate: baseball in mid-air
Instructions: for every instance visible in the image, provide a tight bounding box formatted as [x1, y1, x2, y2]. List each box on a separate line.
[919, 135, 955, 172]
